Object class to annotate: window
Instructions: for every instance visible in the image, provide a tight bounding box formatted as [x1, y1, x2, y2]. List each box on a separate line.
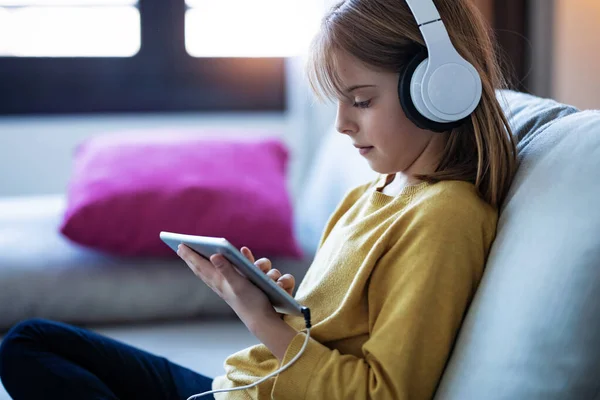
[185, 0, 320, 57]
[0, 0, 140, 57]
[0, 0, 304, 114]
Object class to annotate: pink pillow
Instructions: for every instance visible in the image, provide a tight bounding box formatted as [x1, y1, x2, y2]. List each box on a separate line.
[59, 130, 302, 259]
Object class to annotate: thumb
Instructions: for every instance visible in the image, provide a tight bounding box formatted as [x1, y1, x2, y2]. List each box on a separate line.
[210, 255, 240, 279]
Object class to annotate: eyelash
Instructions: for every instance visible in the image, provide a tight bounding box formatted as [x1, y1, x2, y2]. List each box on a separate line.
[352, 100, 371, 109]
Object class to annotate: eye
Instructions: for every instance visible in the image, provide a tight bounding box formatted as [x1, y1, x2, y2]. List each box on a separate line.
[352, 100, 371, 109]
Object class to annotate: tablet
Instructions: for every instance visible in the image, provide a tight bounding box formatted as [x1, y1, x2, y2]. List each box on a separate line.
[160, 231, 304, 316]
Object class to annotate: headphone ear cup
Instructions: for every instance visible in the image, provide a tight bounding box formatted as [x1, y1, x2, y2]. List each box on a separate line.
[398, 50, 467, 133]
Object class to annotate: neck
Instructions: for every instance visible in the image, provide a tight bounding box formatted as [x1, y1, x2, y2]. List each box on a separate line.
[381, 173, 418, 196]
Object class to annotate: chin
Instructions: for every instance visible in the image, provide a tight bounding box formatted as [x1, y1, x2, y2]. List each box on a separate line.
[367, 162, 398, 175]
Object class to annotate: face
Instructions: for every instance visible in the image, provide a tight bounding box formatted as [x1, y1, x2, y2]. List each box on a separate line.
[333, 51, 447, 178]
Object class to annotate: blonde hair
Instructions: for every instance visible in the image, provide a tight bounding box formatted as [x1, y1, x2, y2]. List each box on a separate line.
[307, 0, 518, 208]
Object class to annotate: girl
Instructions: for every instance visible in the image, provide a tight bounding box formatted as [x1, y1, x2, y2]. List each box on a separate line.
[0, 0, 517, 399]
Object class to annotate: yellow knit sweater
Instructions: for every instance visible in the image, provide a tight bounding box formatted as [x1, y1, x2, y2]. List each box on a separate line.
[212, 176, 498, 399]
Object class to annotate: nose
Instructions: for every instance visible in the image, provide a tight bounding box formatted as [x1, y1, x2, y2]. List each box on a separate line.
[335, 102, 358, 136]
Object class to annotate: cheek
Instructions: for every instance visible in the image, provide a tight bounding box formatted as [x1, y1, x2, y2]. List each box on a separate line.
[379, 96, 413, 132]
[379, 112, 415, 148]
[378, 115, 431, 163]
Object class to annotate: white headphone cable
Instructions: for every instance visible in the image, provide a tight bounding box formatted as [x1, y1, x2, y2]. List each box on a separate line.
[186, 307, 312, 400]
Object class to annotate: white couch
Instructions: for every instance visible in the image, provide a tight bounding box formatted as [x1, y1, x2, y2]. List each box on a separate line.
[1, 90, 599, 400]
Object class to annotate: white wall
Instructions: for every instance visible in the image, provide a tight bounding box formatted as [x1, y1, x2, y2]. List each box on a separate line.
[553, 0, 600, 110]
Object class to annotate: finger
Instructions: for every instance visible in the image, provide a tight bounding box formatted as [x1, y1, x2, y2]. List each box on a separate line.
[278, 274, 295, 295]
[240, 247, 255, 264]
[276, 283, 294, 296]
[266, 268, 282, 282]
[255, 258, 272, 274]
[278, 274, 295, 288]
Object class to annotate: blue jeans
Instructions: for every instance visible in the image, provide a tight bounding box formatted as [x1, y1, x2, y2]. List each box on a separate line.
[0, 318, 214, 400]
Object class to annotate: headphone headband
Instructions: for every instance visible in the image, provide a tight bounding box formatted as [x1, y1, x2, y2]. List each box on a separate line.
[405, 0, 441, 25]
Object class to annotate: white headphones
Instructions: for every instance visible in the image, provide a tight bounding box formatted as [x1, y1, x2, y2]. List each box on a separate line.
[399, 0, 482, 132]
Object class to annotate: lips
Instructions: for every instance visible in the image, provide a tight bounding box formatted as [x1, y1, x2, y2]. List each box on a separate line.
[357, 146, 373, 155]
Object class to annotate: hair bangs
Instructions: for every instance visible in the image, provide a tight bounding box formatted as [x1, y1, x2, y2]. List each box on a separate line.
[307, 22, 348, 103]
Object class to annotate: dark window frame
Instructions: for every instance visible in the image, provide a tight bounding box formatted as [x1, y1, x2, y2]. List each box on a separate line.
[0, 0, 286, 115]
[493, 0, 531, 92]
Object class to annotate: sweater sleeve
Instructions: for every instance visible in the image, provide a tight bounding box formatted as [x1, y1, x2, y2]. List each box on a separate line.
[270, 197, 497, 399]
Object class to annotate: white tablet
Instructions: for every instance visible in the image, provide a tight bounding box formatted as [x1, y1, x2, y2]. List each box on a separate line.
[160, 231, 304, 316]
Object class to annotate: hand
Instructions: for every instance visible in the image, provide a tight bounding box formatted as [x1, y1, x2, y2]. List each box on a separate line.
[240, 246, 296, 296]
[176, 244, 278, 326]
[177, 244, 299, 361]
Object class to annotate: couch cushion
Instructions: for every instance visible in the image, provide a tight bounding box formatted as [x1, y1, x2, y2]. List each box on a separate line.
[435, 92, 600, 399]
[60, 131, 301, 259]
